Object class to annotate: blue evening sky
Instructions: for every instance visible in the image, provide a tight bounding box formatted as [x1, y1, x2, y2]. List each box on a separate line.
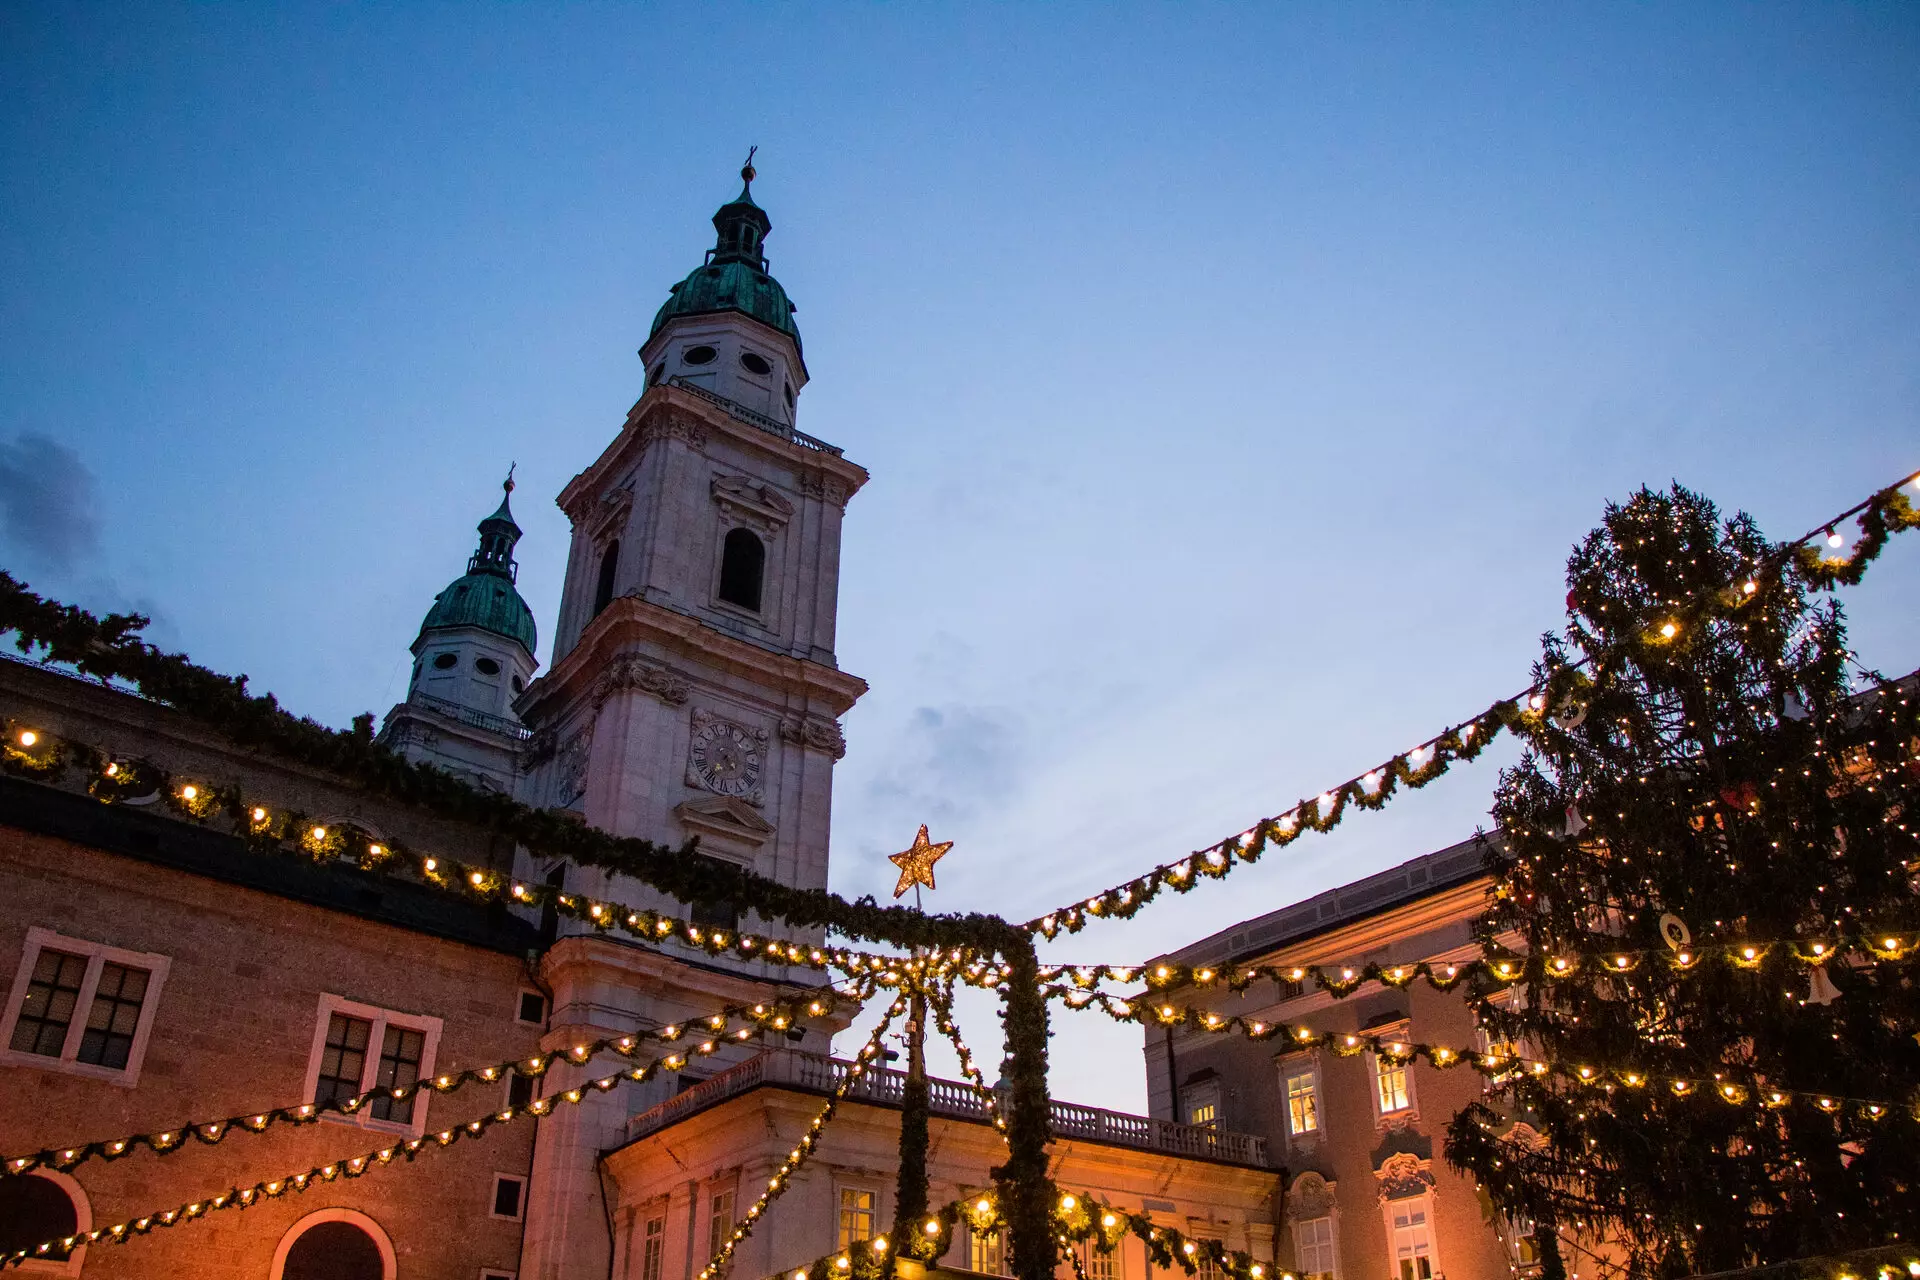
[3, 4, 1917, 1114]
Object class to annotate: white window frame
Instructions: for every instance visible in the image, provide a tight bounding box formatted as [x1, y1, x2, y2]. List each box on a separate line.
[639, 1212, 668, 1280]
[1381, 1194, 1437, 1280]
[0, 926, 171, 1087]
[489, 1172, 527, 1222]
[1, 1168, 91, 1276]
[301, 994, 443, 1138]
[1080, 1235, 1123, 1280]
[1292, 1213, 1338, 1280]
[1279, 1056, 1321, 1140]
[966, 1225, 1009, 1276]
[1366, 1021, 1418, 1124]
[836, 1183, 881, 1252]
[707, 1184, 737, 1261]
[1184, 1079, 1222, 1130]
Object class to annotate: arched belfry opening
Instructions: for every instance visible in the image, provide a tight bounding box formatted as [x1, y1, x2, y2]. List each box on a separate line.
[718, 528, 764, 611]
[592, 540, 621, 616]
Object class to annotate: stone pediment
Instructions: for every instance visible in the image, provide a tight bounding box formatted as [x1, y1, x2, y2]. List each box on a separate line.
[711, 474, 795, 531]
[674, 795, 776, 848]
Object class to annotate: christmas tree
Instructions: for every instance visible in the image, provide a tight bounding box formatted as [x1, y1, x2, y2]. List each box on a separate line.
[1446, 484, 1920, 1273]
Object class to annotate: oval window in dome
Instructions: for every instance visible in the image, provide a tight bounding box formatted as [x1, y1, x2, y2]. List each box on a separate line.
[432, 653, 458, 670]
[740, 351, 772, 376]
[475, 657, 502, 676]
[683, 345, 717, 366]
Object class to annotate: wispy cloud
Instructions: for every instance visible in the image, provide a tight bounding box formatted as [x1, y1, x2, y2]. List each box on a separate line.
[864, 702, 1025, 836]
[0, 434, 103, 573]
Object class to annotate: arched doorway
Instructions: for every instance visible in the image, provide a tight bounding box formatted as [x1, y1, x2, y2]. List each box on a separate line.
[0, 1169, 89, 1275]
[270, 1208, 395, 1280]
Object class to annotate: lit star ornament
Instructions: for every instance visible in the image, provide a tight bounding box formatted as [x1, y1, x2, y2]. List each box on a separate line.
[888, 825, 954, 899]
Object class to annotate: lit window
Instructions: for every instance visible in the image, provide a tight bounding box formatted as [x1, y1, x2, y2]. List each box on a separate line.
[1374, 1056, 1412, 1114]
[1507, 1217, 1542, 1273]
[1285, 1069, 1319, 1136]
[1185, 1080, 1221, 1130]
[968, 1227, 1007, 1276]
[1294, 1215, 1337, 1280]
[838, 1188, 875, 1251]
[1194, 1241, 1221, 1280]
[707, 1189, 735, 1262]
[641, 1216, 666, 1280]
[1388, 1200, 1435, 1280]
[304, 995, 441, 1136]
[0, 928, 170, 1084]
[1081, 1239, 1121, 1280]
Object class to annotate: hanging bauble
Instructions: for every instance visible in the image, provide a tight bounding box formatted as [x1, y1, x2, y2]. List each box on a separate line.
[1551, 699, 1588, 731]
[1657, 913, 1691, 951]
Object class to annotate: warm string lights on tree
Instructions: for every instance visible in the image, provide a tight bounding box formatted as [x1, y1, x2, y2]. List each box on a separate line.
[0, 984, 868, 1180]
[0, 1050, 664, 1271]
[1050, 983, 1906, 1119]
[1024, 474, 1920, 941]
[696, 993, 910, 1280]
[1443, 483, 1920, 1271]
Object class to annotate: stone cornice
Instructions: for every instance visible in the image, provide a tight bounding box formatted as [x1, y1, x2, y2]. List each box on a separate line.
[556, 385, 868, 526]
[517, 595, 867, 728]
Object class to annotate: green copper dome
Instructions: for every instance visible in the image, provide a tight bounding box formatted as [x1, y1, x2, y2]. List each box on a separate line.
[417, 479, 538, 657]
[649, 160, 801, 350]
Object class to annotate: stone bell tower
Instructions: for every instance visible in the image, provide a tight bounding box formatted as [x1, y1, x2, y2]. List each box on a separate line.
[510, 159, 868, 1280]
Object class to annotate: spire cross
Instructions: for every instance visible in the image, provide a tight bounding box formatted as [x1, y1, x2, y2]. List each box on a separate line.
[741, 146, 758, 189]
[504, 462, 516, 495]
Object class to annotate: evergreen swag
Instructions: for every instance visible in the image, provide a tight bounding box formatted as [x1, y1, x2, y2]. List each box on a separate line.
[1446, 485, 1920, 1274]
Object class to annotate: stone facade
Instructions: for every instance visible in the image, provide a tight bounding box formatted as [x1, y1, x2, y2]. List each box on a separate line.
[1143, 839, 1543, 1280]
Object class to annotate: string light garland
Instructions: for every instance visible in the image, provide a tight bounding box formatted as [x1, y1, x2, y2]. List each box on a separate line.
[1049, 985, 1906, 1120]
[0, 723, 1007, 987]
[0, 983, 870, 1180]
[765, 1189, 1291, 1280]
[1040, 926, 1920, 1002]
[0, 570, 1029, 963]
[923, 978, 1007, 1134]
[696, 993, 910, 1280]
[1023, 474, 1919, 939]
[0, 1049, 671, 1271]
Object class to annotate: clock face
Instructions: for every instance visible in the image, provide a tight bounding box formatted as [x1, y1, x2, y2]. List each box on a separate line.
[690, 720, 762, 797]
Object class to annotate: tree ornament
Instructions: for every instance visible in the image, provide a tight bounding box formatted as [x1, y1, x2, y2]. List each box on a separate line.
[888, 825, 953, 900]
[1562, 804, 1588, 837]
[1551, 699, 1587, 731]
[1657, 913, 1691, 952]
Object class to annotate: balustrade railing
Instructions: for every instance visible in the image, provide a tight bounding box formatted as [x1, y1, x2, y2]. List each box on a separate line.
[666, 377, 845, 456]
[625, 1048, 1268, 1167]
[408, 692, 533, 741]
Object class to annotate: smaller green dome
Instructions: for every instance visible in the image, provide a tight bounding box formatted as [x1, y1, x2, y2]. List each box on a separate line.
[416, 477, 538, 656]
[419, 571, 537, 656]
[649, 159, 801, 349]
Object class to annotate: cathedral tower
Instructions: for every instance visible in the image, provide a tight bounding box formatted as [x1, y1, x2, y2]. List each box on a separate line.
[511, 161, 868, 1280]
[378, 476, 539, 790]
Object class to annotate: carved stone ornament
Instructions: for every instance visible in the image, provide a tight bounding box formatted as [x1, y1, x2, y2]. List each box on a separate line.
[637, 408, 708, 453]
[1285, 1172, 1337, 1221]
[555, 724, 593, 809]
[674, 795, 776, 848]
[796, 469, 849, 508]
[586, 483, 634, 540]
[711, 473, 795, 532]
[591, 655, 691, 709]
[1373, 1151, 1436, 1203]
[779, 714, 847, 760]
[687, 709, 768, 805]
[522, 726, 557, 768]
